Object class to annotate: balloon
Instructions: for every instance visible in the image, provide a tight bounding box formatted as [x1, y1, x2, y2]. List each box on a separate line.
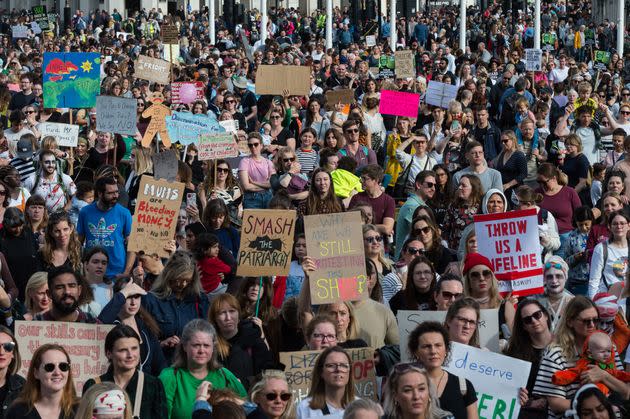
[179, 83, 198, 104]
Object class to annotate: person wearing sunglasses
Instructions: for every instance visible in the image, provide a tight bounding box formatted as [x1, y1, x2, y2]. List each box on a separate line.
[270, 147, 308, 205]
[362, 224, 392, 282]
[338, 119, 377, 171]
[0, 325, 24, 413]
[389, 255, 438, 316]
[297, 346, 356, 419]
[444, 297, 481, 348]
[248, 370, 296, 419]
[600, 102, 630, 137]
[382, 237, 424, 304]
[7, 343, 78, 418]
[410, 215, 455, 275]
[492, 130, 527, 201]
[199, 159, 242, 228]
[238, 133, 275, 210]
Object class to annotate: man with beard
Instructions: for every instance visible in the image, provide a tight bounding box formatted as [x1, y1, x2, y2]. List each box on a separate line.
[77, 176, 134, 279]
[33, 267, 98, 323]
[23, 150, 76, 212]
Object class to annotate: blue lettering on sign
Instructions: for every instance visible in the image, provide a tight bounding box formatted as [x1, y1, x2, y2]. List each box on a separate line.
[453, 351, 513, 380]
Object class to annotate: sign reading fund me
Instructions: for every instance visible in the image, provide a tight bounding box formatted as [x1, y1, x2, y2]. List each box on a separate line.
[304, 212, 367, 304]
[237, 210, 296, 276]
[474, 208, 544, 297]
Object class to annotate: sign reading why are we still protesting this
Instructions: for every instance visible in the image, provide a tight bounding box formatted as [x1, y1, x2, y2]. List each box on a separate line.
[15, 321, 114, 395]
[127, 176, 184, 258]
[237, 210, 296, 277]
[445, 342, 531, 419]
[304, 211, 367, 305]
[474, 208, 544, 297]
[280, 347, 377, 403]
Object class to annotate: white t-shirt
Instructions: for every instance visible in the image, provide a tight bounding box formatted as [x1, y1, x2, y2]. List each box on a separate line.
[297, 397, 357, 419]
[549, 66, 569, 83]
[588, 242, 628, 298]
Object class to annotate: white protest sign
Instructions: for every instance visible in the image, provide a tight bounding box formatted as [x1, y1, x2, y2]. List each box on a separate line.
[397, 309, 500, 362]
[198, 133, 238, 160]
[525, 49, 543, 72]
[365, 35, 376, 47]
[219, 119, 238, 133]
[39, 122, 80, 147]
[474, 209, 544, 297]
[11, 25, 29, 38]
[96, 96, 137, 136]
[445, 342, 531, 419]
[425, 80, 458, 108]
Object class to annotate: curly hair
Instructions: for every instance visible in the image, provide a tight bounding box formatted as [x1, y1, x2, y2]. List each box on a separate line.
[42, 211, 82, 272]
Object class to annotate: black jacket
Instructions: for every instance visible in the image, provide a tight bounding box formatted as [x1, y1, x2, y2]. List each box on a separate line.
[221, 320, 274, 388]
[1, 374, 25, 417]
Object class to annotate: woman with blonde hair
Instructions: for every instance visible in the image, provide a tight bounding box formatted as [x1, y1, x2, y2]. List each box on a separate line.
[75, 382, 133, 419]
[23, 272, 50, 320]
[319, 302, 367, 348]
[249, 370, 296, 419]
[362, 224, 392, 279]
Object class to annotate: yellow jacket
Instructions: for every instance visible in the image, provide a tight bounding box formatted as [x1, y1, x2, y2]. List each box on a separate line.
[384, 133, 416, 187]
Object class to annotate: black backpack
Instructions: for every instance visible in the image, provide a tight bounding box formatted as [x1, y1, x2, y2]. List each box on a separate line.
[500, 92, 523, 130]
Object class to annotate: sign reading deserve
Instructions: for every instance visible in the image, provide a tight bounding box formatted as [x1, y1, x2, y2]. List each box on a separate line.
[135, 55, 171, 85]
[474, 208, 544, 297]
[280, 347, 377, 402]
[127, 176, 184, 257]
[237, 210, 296, 276]
[445, 342, 530, 419]
[397, 309, 500, 362]
[198, 133, 238, 160]
[304, 212, 367, 305]
[15, 320, 113, 395]
[39, 122, 79, 147]
[96, 96, 137, 135]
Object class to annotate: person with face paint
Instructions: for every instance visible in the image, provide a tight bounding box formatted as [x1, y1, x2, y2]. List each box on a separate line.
[534, 256, 574, 332]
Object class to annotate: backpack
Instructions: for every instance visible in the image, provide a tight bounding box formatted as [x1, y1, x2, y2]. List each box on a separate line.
[500, 92, 524, 130]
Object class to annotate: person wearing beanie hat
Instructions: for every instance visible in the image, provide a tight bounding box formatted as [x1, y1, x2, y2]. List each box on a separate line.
[534, 256, 574, 331]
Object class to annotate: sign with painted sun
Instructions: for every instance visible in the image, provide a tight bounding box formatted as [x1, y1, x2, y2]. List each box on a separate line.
[43, 52, 101, 108]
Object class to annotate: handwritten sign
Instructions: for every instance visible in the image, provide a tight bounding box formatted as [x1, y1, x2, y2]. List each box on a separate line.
[39, 122, 79, 147]
[304, 212, 367, 305]
[425, 80, 459, 108]
[135, 55, 171, 85]
[32, 5, 50, 31]
[15, 321, 113, 395]
[96, 96, 137, 135]
[171, 82, 205, 104]
[127, 176, 184, 257]
[474, 208, 544, 297]
[445, 342, 531, 419]
[161, 24, 179, 43]
[198, 133, 238, 160]
[325, 89, 355, 110]
[395, 50, 415, 79]
[397, 310, 500, 362]
[152, 150, 178, 182]
[255, 65, 311, 96]
[379, 90, 420, 118]
[237, 210, 296, 276]
[219, 119, 238, 133]
[165, 111, 225, 145]
[525, 49, 543, 72]
[280, 348, 377, 403]
[11, 25, 29, 38]
[365, 35, 376, 47]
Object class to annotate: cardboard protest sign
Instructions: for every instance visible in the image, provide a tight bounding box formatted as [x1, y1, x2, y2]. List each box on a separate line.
[39, 122, 80, 147]
[474, 208, 544, 297]
[425, 80, 459, 108]
[525, 49, 543, 72]
[127, 176, 184, 257]
[198, 133, 238, 160]
[141, 95, 172, 147]
[165, 111, 225, 145]
[255, 65, 310, 96]
[280, 347, 377, 402]
[395, 50, 416, 79]
[161, 24, 179, 43]
[325, 89, 355, 110]
[43, 52, 100, 108]
[171, 82, 205, 104]
[237, 210, 296, 276]
[397, 309, 500, 361]
[152, 150, 178, 182]
[96, 96, 137, 136]
[445, 342, 531, 419]
[135, 55, 171, 85]
[304, 212, 367, 305]
[379, 90, 420, 118]
[15, 320, 113, 395]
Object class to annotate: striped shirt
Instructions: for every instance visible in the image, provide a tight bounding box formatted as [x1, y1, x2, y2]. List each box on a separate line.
[10, 157, 36, 182]
[296, 148, 319, 176]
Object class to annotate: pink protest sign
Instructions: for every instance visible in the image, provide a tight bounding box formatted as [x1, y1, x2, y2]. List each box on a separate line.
[378, 90, 420, 118]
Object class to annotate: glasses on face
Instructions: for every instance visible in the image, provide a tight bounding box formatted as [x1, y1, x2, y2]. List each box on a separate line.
[283, 157, 295, 163]
[522, 310, 544, 325]
[265, 392, 292, 402]
[414, 140, 427, 145]
[25, 110, 35, 114]
[455, 316, 477, 327]
[345, 128, 359, 134]
[469, 270, 492, 280]
[43, 362, 70, 373]
[312, 333, 336, 341]
[414, 226, 432, 236]
[441, 291, 462, 300]
[324, 362, 350, 372]
[270, 115, 282, 119]
[364, 235, 383, 244]
[0, 341, 15, 352]
[217, 167, 230, 173]
[576, 317, 599, 326]
[225, 99, 235, 104]
[423, 182, 435, 188]
[501, 139, 510, 144]
[621, 92, 630, 96]
[405, 247, 423, 255]
[620, 111, 630, 115]
[248, 143, 260, 148]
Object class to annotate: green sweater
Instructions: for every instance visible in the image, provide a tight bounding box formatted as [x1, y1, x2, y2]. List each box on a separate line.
[159, 367, 246, 419]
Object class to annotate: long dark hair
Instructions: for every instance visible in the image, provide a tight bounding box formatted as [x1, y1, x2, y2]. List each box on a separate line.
[305, 168, 342, 215]
[503, 299, 551, 363]
[403, 255, 436, 310]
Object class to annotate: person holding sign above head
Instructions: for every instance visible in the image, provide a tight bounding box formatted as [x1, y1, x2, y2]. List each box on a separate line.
[407, 321, 477, 419]
[444, 297, 481, 348]
[389, 255, 438, 316]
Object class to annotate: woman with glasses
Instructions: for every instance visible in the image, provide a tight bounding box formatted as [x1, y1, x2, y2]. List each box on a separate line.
[222, 92, 246, 131]
[600, 102, 630, 136]
[297, 346, 356, 419]
[534, 256, 574, 331]
[239, 133, 275, 209]
[411, 215, 455, 275]
[362, 224, 392, 280]
[389, 255, 437, 316]
[504, 299, 553, 418]
[433, 274, 465, 311]
[444, 297, 481, 348]
[304, 315, 339, 350]
[265, 109, 295, 157]
[0, 326, 24, 412]
[492, 130, 527, 201]
[7, 343, 77, 418]
[200, 160, 242, 225]
[248, 370, 296, 419]
[319, 302, 368, 349]
[407, 321, 478, 419]
[588, 210, 629, 298]
[382, 237, 424, 304]
[442, 174, 483, 250]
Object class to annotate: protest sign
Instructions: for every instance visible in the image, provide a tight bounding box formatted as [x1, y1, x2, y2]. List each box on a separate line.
[325, 89, 355, 110]
[365, 35, 376, 47]
[378, 55, 395, 79]
[171, 82, 205, 104]
[43, 52, 100, 108]
[152, 150, 178, 182]
[255, 65, 311, 96]
[219, 119, 238, 133]
[164, 44, 180, 64]
[237, 210, 296, 276]
[379, 90, 420, 118]
[395, 50, 416, 79]
[11, 25, 29, 38]
[280, 347, 377, 402]
[30, 22, 42, 35]
[445, 342, 531, 419]
[474, 208, 544, 297]
[304, 212, 367, 305]
[425, 80, 459, 108]
[15, 320, 113, 395]
[96, 96, 137, 135]
[135, 55, 171, 85]
[161, 24, 179, 43]
[39, 122, 80, 147]
[397, 309, 500, 361]
[525, 49, 543, 71]
[594, 50, 611, 71]
[198, 133, 238, 160]
[165, 111, 225, 145]
[128, 176, 184, 257]
[32, 5, 50, 30]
